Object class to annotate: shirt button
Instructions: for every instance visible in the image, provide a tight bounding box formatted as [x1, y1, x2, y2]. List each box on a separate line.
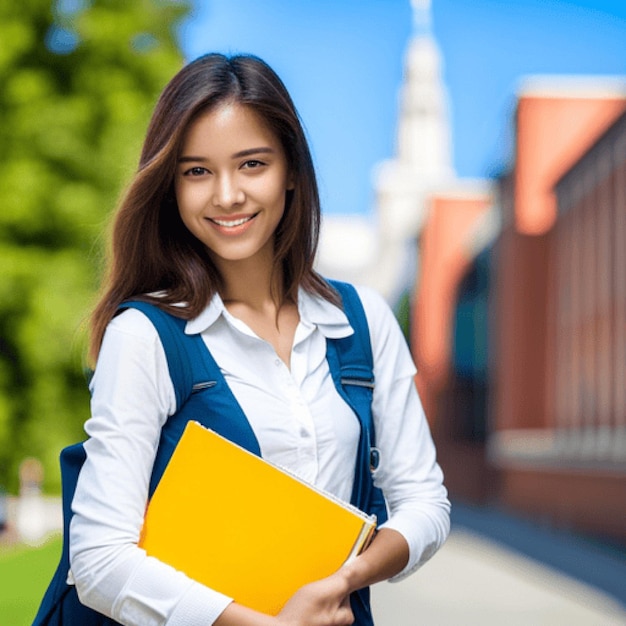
[274, 359, 281, 366]
[300, 427, 309, 438]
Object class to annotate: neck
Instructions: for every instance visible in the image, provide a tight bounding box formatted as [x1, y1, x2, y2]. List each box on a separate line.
[216, 256, 284, 311]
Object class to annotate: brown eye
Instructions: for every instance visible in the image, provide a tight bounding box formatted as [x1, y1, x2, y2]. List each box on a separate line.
[242, 160, 265, 169]
[185, 166, 208, 176]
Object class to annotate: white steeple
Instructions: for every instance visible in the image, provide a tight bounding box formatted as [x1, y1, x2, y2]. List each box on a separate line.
[411, 0, 432, 33]
[316, 0, 455, 302]
[376, 0, 453, 236]
[366, 0, 454, 300]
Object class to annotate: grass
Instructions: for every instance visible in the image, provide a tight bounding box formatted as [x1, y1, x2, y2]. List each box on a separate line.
[0, 535, 62, 625]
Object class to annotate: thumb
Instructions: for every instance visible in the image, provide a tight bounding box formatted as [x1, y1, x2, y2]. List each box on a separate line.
[336, 598, 354, 625]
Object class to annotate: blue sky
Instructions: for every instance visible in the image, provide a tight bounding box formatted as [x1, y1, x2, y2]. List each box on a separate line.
[179, 0, 626, 216]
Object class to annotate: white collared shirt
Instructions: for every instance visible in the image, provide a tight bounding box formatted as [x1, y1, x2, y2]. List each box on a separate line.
[69, 285, 450, 625]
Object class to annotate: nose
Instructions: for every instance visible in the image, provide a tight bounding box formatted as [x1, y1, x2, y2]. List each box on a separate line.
[212, 173, 245, 209]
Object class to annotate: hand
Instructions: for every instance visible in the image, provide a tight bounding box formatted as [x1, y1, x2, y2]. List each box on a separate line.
[275, 571, 354, 626]
[212, 571, 353, 626]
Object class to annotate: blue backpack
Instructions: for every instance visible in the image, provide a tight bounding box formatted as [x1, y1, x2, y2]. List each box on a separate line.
[32, 280, 386, 626]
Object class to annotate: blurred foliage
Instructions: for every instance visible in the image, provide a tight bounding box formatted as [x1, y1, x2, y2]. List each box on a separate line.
[0, 0, 190, 493]
[393, 289, 411, 344]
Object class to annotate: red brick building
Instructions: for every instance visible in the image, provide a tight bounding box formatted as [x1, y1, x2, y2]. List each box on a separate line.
[412, 79, 626, 544]
[411, 182, 494, 502]
[489, 81, 626, 543]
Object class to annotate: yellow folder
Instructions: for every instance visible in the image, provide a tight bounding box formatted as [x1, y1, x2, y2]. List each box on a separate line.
[138, 420, 377, 616]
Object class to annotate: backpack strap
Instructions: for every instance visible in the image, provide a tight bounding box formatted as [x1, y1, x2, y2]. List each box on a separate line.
[119, 301, 261, 494]
[325, 280, 385, 626]
[325, 280, 387, 524]
[328, 281, 376, 389]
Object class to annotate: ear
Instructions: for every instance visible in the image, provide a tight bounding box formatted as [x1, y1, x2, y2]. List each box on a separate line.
[286, 171, 296, 191]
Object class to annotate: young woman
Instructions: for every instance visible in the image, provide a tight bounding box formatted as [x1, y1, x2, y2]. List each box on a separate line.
[69, 53, 450, 626]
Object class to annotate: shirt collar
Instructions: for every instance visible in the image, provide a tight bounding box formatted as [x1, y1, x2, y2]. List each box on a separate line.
[184, 293, 226, 335]
[297, 288, 354, 339]
[184, 288, 354, 339]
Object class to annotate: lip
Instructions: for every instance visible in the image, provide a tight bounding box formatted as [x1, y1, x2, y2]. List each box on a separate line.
[206, 212, 259, 235]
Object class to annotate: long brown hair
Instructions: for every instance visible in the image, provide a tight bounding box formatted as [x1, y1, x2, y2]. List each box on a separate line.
[89, 53, 338, 365]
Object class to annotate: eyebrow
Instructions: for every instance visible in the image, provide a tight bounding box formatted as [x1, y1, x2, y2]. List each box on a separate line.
[178, 147, 276, 163]
[233, 147, 276, 158]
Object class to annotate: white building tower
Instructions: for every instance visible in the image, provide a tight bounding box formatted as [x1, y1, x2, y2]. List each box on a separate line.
[317, 0, 454, 302]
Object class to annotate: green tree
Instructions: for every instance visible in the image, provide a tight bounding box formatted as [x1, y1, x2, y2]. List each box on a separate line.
[0, 0, 190, 493]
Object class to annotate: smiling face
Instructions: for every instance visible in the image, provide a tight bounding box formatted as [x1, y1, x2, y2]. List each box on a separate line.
[174, 102, 293, 274]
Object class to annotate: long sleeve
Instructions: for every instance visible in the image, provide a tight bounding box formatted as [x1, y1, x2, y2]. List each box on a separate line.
[69, 309, 233, 625]
[356, 286, 451, 579]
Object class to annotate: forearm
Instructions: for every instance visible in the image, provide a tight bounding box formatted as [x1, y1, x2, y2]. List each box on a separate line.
[214, 603, 276, 626]
[340, 528, 409, 593]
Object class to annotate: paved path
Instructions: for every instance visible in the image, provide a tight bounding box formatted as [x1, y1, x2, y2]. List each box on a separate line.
[371, 528, 626, 625]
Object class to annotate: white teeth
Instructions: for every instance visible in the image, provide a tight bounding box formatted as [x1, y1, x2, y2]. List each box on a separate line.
[212, 216, 253, 227]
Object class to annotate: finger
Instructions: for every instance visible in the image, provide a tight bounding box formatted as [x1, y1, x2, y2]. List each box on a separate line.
[337, 605, 354, 625]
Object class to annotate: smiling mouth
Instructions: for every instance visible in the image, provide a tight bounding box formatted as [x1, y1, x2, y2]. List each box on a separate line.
[209, 214, 257, 228]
